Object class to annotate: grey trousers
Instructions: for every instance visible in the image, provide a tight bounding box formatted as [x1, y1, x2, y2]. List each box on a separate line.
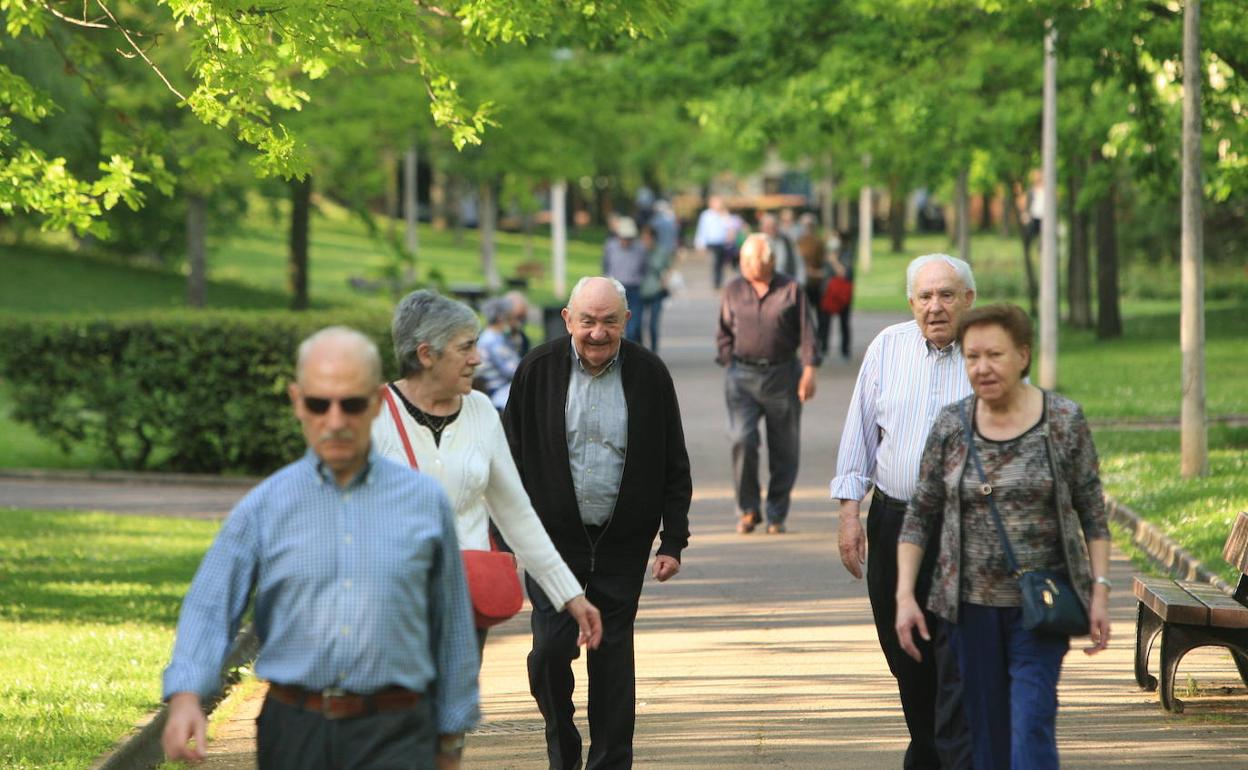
[725, 359, 802, 524]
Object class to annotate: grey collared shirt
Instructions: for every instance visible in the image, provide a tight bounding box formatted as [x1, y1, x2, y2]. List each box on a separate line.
[566, 339, 628, 526]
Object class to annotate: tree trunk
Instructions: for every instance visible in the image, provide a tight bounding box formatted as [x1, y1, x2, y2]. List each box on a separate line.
[1066, 164, 1092, 328]
[289, 175, 311, 311]
[1094, 169, 1122, 339]
[431, 168, 448, 230]
[403, 142, 419, 258]
[979, 192, 993, 232]
[955, 168, 971, 263]
[821, 154, 836, 233]
[450, 175, 465, 247]
[382, 148, 398, 243]
[479, 178, 500, 291]
[1180, 0, 1208, 477]
[1005, 179, 1038, 317]
[858, 185, 873, 273]
[186, 193, 207, 308]
[888, 178, 905, 253]
[837, 197, 851, 233]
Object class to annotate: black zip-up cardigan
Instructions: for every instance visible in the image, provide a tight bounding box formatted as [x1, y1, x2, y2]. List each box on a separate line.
[502, 336, 692, 576]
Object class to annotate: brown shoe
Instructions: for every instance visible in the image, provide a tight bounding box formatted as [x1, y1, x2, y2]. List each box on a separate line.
[766, 523, 786, 534]
[736, 511, 761, 534]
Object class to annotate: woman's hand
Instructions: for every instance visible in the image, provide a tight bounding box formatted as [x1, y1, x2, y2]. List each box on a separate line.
[565, 595, 603, 650]
[895, 594, 930, 663]
[1083, 587, 1111, 655]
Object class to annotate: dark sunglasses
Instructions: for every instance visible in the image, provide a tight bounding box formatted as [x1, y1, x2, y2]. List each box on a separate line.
[302, 395, 373, 415]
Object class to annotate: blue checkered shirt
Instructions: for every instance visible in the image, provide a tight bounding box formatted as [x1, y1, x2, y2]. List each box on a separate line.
[161, 448, 480, 734]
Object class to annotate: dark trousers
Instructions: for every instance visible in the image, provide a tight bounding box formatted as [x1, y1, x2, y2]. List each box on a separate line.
[949, 604, 1069, 770]
[623, 285, 643, 343]
[866, 494, 971, 769]
[709, 244, 730, 289]
[725, 360, 801, 525]
[527, 568, 643, 770]
[641, 295, 663, 353]
[256, 693, 435, 770]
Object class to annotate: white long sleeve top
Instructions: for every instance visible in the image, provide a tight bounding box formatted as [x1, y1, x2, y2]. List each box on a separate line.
[371, 388, 584, 610]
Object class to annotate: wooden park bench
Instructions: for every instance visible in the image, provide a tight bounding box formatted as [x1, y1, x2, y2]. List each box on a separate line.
[1133, 510, 1248, 712]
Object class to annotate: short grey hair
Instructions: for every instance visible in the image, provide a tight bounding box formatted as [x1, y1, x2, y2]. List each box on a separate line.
[568, 276, 629, 312]
[905, 253, 976, 299]
[296, 326, 382, 387]
[391, 290, 480, 377]
[739, 233, 774, 264]
[482, 296, 512, 325]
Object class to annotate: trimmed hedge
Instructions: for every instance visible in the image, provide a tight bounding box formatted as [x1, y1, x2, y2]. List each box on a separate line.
[0, 310, 394, 474]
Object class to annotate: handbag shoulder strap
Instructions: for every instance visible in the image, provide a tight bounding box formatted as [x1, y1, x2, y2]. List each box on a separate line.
[959, 398, 1022, 576]
[382, 385, 502, 553]
[381, 385, 419, 470]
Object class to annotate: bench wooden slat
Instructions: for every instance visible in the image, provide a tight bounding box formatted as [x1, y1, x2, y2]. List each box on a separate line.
[1177, 580, 1248, 629]
[1134, 576, 1209, 625]
[1222, 511, 1248, 575]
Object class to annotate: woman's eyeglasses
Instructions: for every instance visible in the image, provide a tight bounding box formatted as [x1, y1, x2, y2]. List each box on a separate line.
[302, 395, 372, 415]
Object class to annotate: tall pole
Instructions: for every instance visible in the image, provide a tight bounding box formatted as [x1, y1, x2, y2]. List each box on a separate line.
[1180, 0, 1208, 478]
[551, 180, 568, 299]
[1039, 21, 1059, 390]
[404, 141, 419, 257]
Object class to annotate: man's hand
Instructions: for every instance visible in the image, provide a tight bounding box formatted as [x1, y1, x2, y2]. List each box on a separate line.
[162, 692, 208, 763]
[565, 594, 603, 650]
[837, 500, 866, 579]
[435, 756, 462, 770]
[797, 365, 817, 402]
[895, 594, 930, 662]
[652, 555, 680, 582]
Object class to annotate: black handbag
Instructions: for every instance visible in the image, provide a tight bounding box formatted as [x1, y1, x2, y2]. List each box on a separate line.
[959, 399, 1089, 637]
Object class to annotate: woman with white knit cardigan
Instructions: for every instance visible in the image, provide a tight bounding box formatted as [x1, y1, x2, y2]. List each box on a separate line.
[371, 290, 602, 656]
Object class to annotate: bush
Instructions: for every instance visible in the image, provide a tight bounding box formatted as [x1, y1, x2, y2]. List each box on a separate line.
[0, 310, 394, 474]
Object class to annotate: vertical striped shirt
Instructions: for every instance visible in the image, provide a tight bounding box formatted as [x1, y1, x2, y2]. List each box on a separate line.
[566, 339, 628, 526]
[830, 320, 972, 502]
[162, 448, 480, 735]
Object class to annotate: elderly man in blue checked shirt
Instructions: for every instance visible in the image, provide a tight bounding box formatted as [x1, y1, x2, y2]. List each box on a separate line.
[830, 254, 976, 770]
[161, 326, 478, 769]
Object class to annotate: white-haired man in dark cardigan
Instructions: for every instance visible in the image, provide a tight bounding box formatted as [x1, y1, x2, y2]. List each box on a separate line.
[503, 275, 692, 770]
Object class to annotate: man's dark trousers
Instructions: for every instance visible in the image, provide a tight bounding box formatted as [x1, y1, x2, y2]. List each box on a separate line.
[725, 359, 801, 526]
[527, 567, 643, 770]
[866, 492, 972, 769]
[256, 694, 436, 769]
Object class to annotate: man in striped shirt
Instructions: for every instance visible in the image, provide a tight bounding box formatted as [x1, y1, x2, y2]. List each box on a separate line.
[830, 254, 976, 769]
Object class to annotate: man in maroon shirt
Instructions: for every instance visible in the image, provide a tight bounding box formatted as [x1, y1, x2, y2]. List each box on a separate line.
[716, 233, 819, 535]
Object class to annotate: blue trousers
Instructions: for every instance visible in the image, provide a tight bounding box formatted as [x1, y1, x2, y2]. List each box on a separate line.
[724, 360, 801, 524]
[949, 603, 1070, 770]
[623, 285, 643, 343]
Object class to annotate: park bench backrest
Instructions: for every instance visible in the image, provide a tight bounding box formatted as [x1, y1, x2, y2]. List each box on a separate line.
[1221, 511, 1248, 604]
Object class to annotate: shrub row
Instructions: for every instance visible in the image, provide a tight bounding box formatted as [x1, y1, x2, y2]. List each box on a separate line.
[0, 310, 394, 474]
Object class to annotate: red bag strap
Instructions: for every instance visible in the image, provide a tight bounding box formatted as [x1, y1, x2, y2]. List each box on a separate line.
[382, 385, 501, 553]
[381, 385, 419, 470]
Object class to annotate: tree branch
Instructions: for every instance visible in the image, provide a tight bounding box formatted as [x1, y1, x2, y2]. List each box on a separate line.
[92, 0, 186, 101]
[41, 2, 110, 29]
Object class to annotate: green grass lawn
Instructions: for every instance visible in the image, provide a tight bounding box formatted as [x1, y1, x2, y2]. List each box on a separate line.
[1, 247, 291, 315]
[0, 510, 220, 770]
[1096, 426, 1248, 584]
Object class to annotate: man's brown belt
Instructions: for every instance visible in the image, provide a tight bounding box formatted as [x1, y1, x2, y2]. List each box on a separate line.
[267, 682, 423, 720]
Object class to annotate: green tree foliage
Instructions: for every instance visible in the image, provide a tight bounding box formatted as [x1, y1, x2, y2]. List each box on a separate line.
[1, 0, 675, 235]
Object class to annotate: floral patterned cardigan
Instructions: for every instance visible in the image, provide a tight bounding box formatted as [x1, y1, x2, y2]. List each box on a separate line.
[899, 390, 1110, 624]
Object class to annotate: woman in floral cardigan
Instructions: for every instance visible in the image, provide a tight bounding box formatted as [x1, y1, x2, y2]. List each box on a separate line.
[894, 303, 1111, 770]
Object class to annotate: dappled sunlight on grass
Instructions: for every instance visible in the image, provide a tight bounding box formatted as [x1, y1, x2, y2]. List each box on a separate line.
[0, 510, 218, 769]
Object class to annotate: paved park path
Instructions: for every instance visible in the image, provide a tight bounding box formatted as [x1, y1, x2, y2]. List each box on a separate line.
[8, 250, 1246, 769]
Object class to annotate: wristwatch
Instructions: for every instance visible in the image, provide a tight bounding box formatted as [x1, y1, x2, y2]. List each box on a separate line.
[438, 733, 465, 757]
[1093, 575, 1113, 591]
